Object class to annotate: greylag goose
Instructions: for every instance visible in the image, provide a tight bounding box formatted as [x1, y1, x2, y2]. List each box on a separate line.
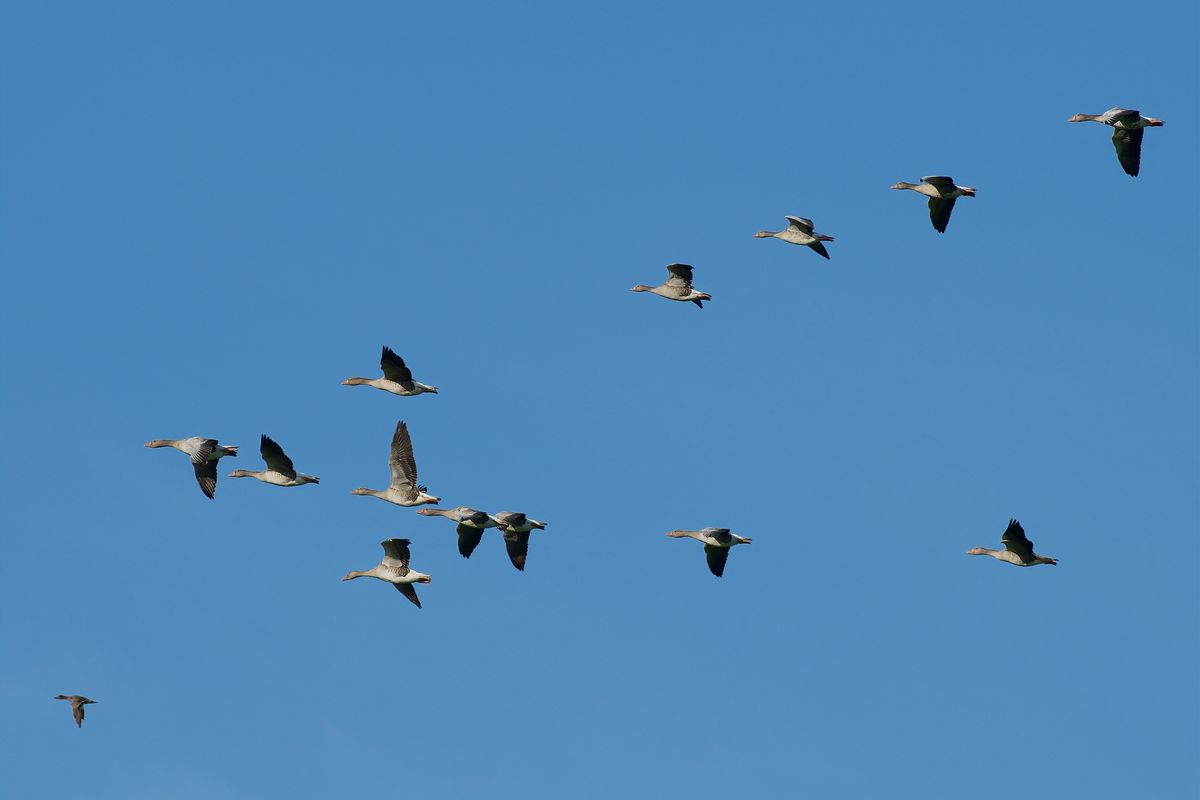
[54, 695, 96, 728]
[666, 527, 752, 577]
[967, 519, 1058, 567]
[890, 176, 976, 233]
[416, 506, 498, 559]
[351, 420, 440, 506]
[342, 346, 438, 396]
[630, 263, 712, 308]
[489, 511, 548, 571]
[144, 437, 239, 499]
[228, 435, 320, 487]
[1067, 108, 1164, 177]
[753, 216, 835, 259]
[342, 538, 431, 609]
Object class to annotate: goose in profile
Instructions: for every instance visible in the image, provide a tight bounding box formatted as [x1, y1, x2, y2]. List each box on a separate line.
[54, 695, 96, 728]
[416, 506, 498, 559]
[489, 511, 548, 571]
[666, 527, 752, 577]
[351, 420, 440, 506]
[144, 437, 239, 499]
[631, 264, 712, 308]
[228, 435, 320, 487]
[890, 176, 976, 233]
[1067, 108, 1164, 177]
[342, 538, 431, 609]
[753, 216, 835, 259]
[342, 346, 438, 396]
[967, 519, 1058, 567]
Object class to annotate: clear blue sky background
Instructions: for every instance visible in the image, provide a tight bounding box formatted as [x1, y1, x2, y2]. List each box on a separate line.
[2, 2, 1197, 797]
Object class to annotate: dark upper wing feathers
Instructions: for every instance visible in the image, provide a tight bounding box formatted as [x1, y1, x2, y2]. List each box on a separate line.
[380, 346, 415, 385]
[1112, 127, 1143, 177]
[259, 435, 295, 475]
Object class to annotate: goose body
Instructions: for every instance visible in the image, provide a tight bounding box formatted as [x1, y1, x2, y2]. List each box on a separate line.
[227, 435, 319, 487]
[968, 519, 1058, 567]
[342, 538, 431, 608]
[890, 176, 976, 233]
[144, 437, 239, 499]
[351, 420, 440, 506]
[666, 527, 752, 577]
[417, 506, 498, 559]
[1067, 107, 1164, 177]
[489, 511, 548, 571]
[753, 216, 835, 259]
[342, 346, 438, 396]
[54, 694, 96, 728]
[631, 263, 712, 308]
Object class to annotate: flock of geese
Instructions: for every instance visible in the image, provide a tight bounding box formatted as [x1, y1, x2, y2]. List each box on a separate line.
[54, 106, 1162, 727]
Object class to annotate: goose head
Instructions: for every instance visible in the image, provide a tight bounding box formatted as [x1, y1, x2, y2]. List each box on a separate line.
[630, 284, 653, 293]
[752, 230, 774, 238]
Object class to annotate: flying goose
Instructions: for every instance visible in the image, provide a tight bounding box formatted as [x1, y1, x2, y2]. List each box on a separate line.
[416, 506, 498, 559]
[54, 695, 96, 728]
[890, 176, 976, 233]
[351, 420, 440, 506]
[1067, 108, 1164, 177]
[753, 216, 835, 259]
[489, 511, 548, 571]
[967, 519, 1058, 567]
[342, 538, 431, 608]
[630, 263, 712, 308]
[144, 437, 239, 499]
[666, 527, 752, 577]
[228, 435, 320, 487]
[342, 346, 438, 396]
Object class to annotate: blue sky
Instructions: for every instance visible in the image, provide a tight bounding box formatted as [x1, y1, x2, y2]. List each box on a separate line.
[1, 1, 1197, 797]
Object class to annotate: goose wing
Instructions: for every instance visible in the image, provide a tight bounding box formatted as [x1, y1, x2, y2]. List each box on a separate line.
[703, 544, 731, 577]
[387, 421, 419, 498]
[665, 263, 694, 288]
[927, 197, 957, 233]
[503, 529, 530, 571]
[187, 439, 218, 498]
[381, 538, 413, 569]
[1103, 107, 1138, 124]
[456, 524, 484, 559]
[808, 241, 831, 259]
[72, 699, 86, 728]
[259, 435, 296, 478]
[380, 346, 417, 390]
[394, 582, 422, 609]
[493, 511, 526, 530]
[920, 176, 956, 190]
[785, 216, 814, 234]
[1001, 519, 1037, 564]
[1112, 126, 1144, 177]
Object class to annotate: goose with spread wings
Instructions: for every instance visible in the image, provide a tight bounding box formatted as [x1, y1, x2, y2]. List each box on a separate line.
[666, 527, 752, 577]
[227, 435, 320, 487]
[342, 538, 431, 608]
[967, 519, 1058, 567]
[342, 346, 438, 396]
[417, 506, 499, 559]
[489, 511, 549, 571]
[54, 695, 97, 728]
[891, 176, 976, 233]
[1068, 107, 1164, 177]
[351, 420, 440, 506]
[144, 437, 239, 499]
[631, 263, 712, 308]
[753, 216, 835, 259]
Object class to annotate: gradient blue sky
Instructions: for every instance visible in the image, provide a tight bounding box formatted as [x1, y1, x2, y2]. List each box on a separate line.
[2, 2, 1197, 798]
